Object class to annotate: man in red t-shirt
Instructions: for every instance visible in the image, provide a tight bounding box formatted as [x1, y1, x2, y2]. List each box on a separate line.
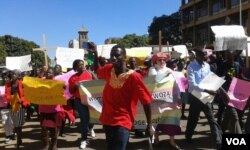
[89, 43, 153, 150]
[68, 59, 93, 149]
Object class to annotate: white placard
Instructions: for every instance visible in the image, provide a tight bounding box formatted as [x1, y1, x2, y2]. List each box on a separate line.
[152, 46, 173, 54]
[173, 45, 189, 58]
[191, 90, 215, 104]
[6, 54, 32, 71]
[191, 72, 225, 104]
[56, 47, 84, 68]
[97, 44, 117, 59]
[126, 47, 152, 57]
[199, 72, 225, 90]
[171, 51, 181, 59]
[241, 37, 250, 57]
[211, 25, 247, 51]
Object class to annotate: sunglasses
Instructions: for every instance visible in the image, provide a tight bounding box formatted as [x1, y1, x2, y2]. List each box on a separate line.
[157, 58, 166, 62]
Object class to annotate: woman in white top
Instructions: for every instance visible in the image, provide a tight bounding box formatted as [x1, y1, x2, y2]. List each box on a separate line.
[149, 52, 181, 150]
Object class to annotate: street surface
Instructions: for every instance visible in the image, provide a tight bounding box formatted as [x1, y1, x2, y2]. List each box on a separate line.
[0, 104, 248, 150]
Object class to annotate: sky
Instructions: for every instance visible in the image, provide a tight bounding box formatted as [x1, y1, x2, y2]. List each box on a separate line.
[0, 0, 180, 58]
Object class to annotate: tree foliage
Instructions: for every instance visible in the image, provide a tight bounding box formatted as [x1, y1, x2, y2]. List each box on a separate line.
[111, 34, 149, 48]
[148, 11, 182, 45]
[0, 35, 45, 68]
[0, 45, 7, 65]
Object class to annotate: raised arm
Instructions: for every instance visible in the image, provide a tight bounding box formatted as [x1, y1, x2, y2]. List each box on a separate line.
[87, 42, 99, 73]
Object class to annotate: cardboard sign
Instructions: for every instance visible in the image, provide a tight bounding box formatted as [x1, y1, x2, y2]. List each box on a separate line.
[56, 47, 84, 68]
[227, 77, 250, 110]
[191, 72, 225, 104]
[172, 71, 188, 92]
[23, 77, 66, 105]
[211, 25, 247, 51]
[97, 44, 117, 59]
[54, 70, 76, 100]
[6, 55, 32, 71]
[79, 75, 181, 129]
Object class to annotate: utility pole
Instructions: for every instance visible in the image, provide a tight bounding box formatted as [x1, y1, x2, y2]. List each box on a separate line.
[239, 0, 249, 67]
[159, 30, 162, 52]
[167, 41, 170, 54]
[246, 37, 249, 68]
[240, 0, 242, 25]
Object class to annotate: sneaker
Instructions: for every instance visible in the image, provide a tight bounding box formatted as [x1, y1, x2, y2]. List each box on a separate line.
[90, 129, 95, 138]
[69, 122, 77, 128]
[169, 142, 180, 150]
[80, 140, 87, 149]
[5, 138, 12, 144]
[151, 135, 159, 145]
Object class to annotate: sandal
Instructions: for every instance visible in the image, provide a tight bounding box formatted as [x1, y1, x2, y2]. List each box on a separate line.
[152, 136, 160, 146]
[169, 143, 180, 150]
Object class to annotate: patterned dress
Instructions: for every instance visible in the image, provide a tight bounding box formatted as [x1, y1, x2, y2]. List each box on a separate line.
[148, 66, 181, 136]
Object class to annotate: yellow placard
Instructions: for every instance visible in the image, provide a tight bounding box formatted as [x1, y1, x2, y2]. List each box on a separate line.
[126, 47, 152, 67]
[23, 77, 66, 105]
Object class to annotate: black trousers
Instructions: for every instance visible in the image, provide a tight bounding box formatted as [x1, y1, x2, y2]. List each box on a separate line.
[245, 108, 250, 133]
[221, 106, 242, 134]
[185, 93, 222, 145]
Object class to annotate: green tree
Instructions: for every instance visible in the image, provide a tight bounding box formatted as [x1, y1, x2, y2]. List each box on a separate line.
[0, 35, 45, 68]
[148, 11, 182, 45]
[111, 34, 149, 48]
[31, 51, 45, 68]
[0, 45, 7, 65]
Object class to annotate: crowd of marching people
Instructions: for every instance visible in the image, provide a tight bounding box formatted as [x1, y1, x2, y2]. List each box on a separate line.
[0, 43, 250, 150]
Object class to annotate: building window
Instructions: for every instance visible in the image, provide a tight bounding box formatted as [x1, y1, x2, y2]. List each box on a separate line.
[183, 29, 193, 45]
[197, 2, 208, 18]
[231, 0, 239, 6]
[197, 8, 207, 18]
[183, 8, 194, 24]
[231, 0, 247, 7]
[212, 0, 226, 14]
[196, 26, 208, 46]
[183, 0, 193, 5]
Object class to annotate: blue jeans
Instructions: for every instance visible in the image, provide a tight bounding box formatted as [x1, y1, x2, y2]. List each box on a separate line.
[74, 98, 90, 141]
[104, 125, 129, 150]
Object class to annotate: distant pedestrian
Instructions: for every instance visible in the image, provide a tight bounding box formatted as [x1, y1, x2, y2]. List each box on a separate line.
[39, 68, 64, 150]
[0, 69, 14, 144]
[5, 69, 30, 149]
[141, 56, 152, 77]
[68, 59, 95, 149]
[176, 60, 188, 119]
[127, 57, 145, 137]
[220, 51, 243, 134]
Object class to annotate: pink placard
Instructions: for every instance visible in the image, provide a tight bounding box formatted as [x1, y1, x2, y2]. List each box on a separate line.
[227, 77, 250, 110]
[172, 71, 188, 92]
[54, 70, 76, 100]
[179, 77, 188, 92]
[0, 86, 7, 107]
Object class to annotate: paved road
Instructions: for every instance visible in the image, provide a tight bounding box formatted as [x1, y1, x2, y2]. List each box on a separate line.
[0, 105, 247, 150]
